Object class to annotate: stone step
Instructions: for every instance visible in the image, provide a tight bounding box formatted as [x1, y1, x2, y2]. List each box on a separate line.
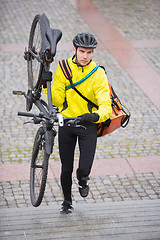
[0, 199, 160, 240]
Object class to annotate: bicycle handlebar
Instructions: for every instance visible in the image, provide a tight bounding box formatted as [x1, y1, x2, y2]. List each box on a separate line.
[17, 112, 86, 129]
[18, 112, 40, 118]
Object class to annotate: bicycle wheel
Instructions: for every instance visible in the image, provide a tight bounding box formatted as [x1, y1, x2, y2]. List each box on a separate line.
[27, 14, 43, 91]
[30, 127, 50, 207]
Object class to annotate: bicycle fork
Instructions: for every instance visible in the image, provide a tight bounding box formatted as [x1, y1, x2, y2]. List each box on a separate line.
[44, 126, 57, 155]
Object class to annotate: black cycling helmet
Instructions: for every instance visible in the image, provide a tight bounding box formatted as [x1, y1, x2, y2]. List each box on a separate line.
[73, 32, 97, 49]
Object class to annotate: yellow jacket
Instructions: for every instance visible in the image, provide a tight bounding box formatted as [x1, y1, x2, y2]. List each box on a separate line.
[44, 57, 112, 123]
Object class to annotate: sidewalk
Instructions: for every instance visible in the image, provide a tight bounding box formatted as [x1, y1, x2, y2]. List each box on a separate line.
[0, 0, 160, 239]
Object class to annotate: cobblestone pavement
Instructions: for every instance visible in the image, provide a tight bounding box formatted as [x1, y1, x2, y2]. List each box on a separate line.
[0, 0, 160, 209]
[137, 48, 160, 75]
[0, 173, 160, 209]
[92, 0, 160, 41]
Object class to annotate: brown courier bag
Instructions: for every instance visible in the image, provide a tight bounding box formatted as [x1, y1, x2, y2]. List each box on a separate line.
[97, 83, 130, 137]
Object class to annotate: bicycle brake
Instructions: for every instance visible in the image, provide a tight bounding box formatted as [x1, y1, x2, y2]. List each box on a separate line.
[23, 121, 34, 125]
[66, 119, 86, 129]
[23, 116, 42, 125]
[33, 116, 43, 124]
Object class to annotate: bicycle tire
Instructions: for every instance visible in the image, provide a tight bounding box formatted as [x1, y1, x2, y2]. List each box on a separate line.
[30, 127, 50, 207]
[27, 14, 43, 91]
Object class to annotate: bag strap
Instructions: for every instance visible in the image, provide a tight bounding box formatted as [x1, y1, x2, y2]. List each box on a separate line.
[66, 64, 100, 90]
[59, 59, 73, 80]
[59, 59, 100, 91]
[72, 84, 98, 109]
[59, 59, 99, 109]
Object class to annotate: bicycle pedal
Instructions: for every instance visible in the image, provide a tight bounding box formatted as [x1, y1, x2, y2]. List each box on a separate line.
[12, 90, 24, 95]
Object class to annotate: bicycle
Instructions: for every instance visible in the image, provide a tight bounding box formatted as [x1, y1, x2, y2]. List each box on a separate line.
[13, 13, 81, 207]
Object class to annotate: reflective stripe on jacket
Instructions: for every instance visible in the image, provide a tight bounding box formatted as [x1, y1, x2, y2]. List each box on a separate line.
[44, 57, 112, 123]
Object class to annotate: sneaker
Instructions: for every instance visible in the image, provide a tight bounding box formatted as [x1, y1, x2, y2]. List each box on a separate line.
[60, 200, 74, 214]
[78, 179, 89, 198]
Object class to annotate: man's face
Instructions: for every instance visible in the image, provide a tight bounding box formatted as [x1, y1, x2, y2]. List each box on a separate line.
[73, 47, 94, 66]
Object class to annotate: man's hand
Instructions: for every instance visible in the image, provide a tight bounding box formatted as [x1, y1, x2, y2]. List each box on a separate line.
[79, 113, 99, 123]
[41, 71, 52, 88]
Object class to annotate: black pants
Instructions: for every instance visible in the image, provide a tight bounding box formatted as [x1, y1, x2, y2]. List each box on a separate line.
[58, 123, 97, 202]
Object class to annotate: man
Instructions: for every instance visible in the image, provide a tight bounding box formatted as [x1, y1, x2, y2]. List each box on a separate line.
[42, 32, 112, 214]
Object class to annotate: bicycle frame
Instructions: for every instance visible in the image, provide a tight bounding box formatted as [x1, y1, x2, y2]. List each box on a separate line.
[14, 76, 57, 155]
[35, 86, 57, 155]
[13, 13, 62, 155]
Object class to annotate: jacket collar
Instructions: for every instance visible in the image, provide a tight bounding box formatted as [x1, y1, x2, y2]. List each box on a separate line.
[72, 55, 92, 72]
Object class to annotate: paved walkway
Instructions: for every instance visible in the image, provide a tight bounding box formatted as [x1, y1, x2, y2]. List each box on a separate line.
[0, 0, 160, 239]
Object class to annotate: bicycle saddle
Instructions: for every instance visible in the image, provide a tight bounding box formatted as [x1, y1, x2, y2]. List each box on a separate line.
[40, 13, 62, 58]
[46, 28, 62, 58]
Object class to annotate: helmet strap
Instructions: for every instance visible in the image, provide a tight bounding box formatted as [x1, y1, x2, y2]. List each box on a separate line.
[72, 48, 82, 67]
